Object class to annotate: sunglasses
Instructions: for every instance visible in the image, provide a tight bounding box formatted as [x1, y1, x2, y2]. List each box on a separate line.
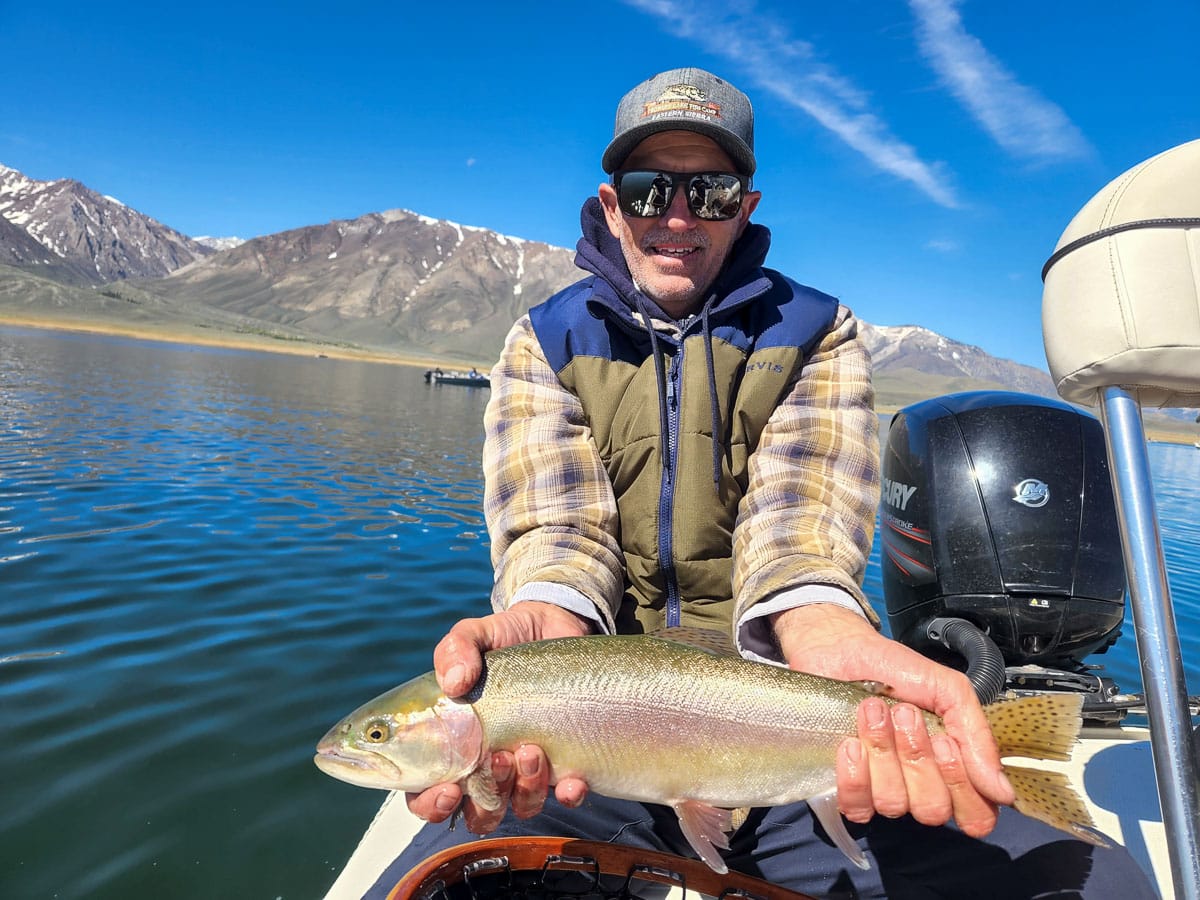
[613, 170, 749, 221]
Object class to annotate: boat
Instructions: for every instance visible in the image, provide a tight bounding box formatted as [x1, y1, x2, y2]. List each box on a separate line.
[423, 368, 490, 387]
[324, 140, 1200, 899]
[320, 392, 1191, 899]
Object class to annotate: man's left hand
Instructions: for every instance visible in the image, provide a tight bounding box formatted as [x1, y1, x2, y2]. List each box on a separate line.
[771, 604, 1016, 838]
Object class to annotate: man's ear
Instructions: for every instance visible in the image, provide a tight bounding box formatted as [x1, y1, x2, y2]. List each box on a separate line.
[735, 190, 762, 239]
[598, 183, 624, 239]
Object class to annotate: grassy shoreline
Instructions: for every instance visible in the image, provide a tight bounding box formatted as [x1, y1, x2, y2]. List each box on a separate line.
[5, 312, 1197, 447]
[0, 312, 471, 372]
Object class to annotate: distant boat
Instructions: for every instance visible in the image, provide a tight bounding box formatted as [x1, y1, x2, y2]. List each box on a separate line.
[424, 368, 489, 387]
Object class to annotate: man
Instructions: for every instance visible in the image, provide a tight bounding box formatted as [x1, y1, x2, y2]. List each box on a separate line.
[378, 69, 1154, 898]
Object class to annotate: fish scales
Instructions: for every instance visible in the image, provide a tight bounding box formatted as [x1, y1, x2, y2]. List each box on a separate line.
[466, 635, 891, 806]
[316, 632, 1106, 874]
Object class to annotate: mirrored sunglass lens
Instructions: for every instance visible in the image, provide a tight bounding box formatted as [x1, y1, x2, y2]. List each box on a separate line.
[619, 171, 673, 217]
[688, 174, 743, 220]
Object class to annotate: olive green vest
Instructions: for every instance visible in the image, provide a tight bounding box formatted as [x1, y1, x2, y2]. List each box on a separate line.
[530, 272, 838, 633]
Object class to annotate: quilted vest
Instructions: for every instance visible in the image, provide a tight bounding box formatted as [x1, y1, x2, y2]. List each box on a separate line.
[529, 270, 838, 633]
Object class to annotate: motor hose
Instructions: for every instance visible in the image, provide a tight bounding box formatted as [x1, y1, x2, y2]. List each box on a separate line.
[926, 617, 1007, 705]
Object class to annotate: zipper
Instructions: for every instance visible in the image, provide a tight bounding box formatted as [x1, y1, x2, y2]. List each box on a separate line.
[659, 346, 683, 627]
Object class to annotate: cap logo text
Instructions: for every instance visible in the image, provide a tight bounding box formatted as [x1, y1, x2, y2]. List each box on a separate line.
[643, 84, 722, 120]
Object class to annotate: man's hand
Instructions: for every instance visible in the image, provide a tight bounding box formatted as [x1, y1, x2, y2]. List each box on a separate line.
[405, 602, 593, 832]
[771, 604, 1015, 838]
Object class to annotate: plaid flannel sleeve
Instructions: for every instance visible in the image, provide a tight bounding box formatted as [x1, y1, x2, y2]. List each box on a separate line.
[482, 315, 625, 632]
[731, 304, 881, 629]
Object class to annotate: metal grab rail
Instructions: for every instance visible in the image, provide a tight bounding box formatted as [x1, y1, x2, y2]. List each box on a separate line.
[1099, 386, 1200, 900]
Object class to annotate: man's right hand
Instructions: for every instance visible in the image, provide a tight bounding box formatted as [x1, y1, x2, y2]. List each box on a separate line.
[405, 601, 593, 832]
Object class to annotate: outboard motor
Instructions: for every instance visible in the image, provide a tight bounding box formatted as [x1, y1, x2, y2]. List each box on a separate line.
[881, 391, 1126, 713]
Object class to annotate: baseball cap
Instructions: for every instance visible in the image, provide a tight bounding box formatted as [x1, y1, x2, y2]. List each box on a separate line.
[602, 68, 756, 176]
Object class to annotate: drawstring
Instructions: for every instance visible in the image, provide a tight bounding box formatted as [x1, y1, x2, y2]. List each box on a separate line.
[631, 293, 724, 488]
[700, 296, 722, 485]
[633, 294, 671, 474]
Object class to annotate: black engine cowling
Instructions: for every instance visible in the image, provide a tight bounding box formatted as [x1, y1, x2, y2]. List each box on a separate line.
[881, 391, 1125, 670]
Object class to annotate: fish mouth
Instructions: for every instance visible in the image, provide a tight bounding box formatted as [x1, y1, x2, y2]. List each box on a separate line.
[313, 746, 403, 790]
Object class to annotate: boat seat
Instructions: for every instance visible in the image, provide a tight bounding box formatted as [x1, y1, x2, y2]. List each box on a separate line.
[1042, 138, 1200, 408]
[1042, 138, 1200, 898]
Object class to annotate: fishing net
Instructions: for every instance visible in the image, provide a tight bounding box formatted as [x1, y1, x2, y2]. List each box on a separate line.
[388, 837, 815, 900]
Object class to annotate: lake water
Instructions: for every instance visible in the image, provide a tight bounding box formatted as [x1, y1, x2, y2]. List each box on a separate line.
[1, 324, 1197, 900]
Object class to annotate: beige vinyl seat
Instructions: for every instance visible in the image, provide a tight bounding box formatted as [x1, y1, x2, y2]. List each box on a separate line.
[1042, 138, 1200, 408]
[1041, 137, 1200, 900]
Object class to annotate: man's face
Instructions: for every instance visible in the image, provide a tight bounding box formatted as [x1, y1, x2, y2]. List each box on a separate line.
[599, 131, 760, 319]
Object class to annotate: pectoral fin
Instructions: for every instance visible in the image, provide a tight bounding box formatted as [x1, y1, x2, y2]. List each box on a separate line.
[464, 760, 502, 812]
[672, 800, 732, 873]
[808, 791, 869, 870]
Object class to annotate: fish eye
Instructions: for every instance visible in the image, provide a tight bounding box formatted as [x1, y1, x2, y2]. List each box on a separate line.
[364, 720, 390, 743]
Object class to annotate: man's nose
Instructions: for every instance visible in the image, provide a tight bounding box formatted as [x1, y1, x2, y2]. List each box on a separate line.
[660, 184, 698, 228]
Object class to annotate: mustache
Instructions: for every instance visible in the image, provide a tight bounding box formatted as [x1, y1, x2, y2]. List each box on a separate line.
[640, 230, 709, 250]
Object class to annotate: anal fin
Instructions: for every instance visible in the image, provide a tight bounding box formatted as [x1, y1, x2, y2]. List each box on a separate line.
[808, 791, 869, 870]
[672, 800, 732, 873]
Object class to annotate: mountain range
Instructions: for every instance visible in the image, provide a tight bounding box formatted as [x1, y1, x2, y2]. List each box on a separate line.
[0, 160, 1060, 407]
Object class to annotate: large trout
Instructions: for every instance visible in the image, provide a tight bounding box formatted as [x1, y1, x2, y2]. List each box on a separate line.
[314, 634, 1106, 873]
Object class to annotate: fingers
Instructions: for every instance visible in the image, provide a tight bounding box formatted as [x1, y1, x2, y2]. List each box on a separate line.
[433, 619, 488, 697]
[837, 698, 997, 835]
[406, 783, 463, 824]
[930, 734, 999, 838]
[461, 753, 515, 833]
[854, 697, 910, 819]
[432, 605, 593, 698]
[936, 679, 1015, 807]
[554, 776, 589, 809]
[887, 702, 952, 825]
[836, 737, 873, 823]
[409, 747, 563, 834]
[510, 745, 551, 819]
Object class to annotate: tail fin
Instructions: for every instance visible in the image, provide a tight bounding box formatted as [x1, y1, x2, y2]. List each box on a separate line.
[1004, 765, 1111, 847]
[984, 693, 1111, 848]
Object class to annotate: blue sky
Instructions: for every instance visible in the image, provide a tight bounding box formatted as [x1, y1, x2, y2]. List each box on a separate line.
[3, 1, 1196, 370]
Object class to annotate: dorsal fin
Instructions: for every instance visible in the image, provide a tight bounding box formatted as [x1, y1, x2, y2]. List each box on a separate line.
[855, 679, 893, 696]
[650, 626, 739, 657]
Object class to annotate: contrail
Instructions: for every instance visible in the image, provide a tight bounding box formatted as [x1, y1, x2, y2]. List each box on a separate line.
[622, 0, 961, 208]
[908, 0, 1093, 162]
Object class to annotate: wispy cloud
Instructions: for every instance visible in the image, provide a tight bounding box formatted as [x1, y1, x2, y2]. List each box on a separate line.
[925, 238, 960, 253]
[908, 0, 1093, 162]
[621, 0, 960, 208]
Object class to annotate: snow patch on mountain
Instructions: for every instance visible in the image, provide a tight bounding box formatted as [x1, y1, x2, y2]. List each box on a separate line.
[195, 236, 246, 251]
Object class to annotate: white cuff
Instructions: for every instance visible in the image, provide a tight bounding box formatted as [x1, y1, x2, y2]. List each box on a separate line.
[506, 582, 611, 634]
[736, 585, 869, 665]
